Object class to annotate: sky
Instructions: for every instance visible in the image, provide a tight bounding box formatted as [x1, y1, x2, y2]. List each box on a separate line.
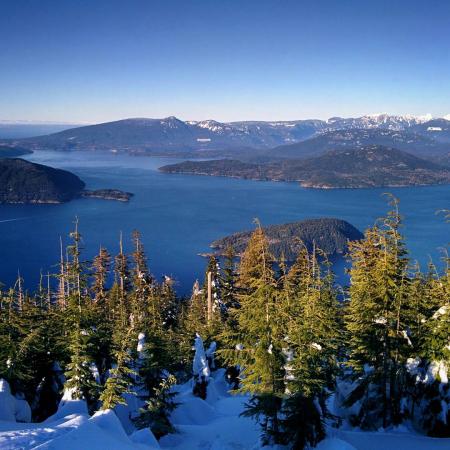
[0, 0, 449, 123]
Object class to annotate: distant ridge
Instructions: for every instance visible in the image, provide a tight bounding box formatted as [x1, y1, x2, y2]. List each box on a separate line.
[3, 113, 450, 155]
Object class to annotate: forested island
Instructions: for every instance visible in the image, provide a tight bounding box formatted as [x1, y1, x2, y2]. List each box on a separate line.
[0, 200, 449, 450]
[81, 189, 134, 202]
[159, 145, 450, 189]
[0, 158, 133, 204]
[210, 218, 363, 260]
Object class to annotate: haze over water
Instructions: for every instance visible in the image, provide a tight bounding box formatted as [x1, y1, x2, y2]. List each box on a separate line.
[0, 151, 448, 294]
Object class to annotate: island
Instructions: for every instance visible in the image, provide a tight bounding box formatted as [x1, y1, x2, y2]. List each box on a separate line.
[159, 145, 450, 189]
[80, 189, 134, 202]
[0, 158, 133, 204]
[210, 218, 364, 260]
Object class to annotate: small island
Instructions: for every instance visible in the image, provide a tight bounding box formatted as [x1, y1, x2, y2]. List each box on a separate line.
[159, 145, 450, 189]
[210, 218, 363, 260]
[80, 189, 134, 202]
[0, 158, 133, 204]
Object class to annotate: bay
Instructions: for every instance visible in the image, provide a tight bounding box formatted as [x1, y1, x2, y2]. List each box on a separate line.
[0, 150, 448, 294]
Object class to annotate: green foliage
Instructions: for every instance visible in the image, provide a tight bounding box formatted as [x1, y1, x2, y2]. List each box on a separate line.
[134, 374, 178, 439]
[64, 323, 99, 402]
[100, 342, 135, 410]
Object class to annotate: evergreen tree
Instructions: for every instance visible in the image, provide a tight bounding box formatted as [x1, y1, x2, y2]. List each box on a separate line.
[89, 247, 113, 384]
[134, 374, 178, 438]
[221, 245, 239, 311]
[114, 232, 131, 306]
[130, 230, 154, 330]
[100, 335, 135, 410]
[279, 246, 340, 449]
[222, 222, 286, 445]
[63, 221, 98, 404]
[64, 322, 98, 401]
[345, 198, 413, 429]
[413, 254, 450, 436]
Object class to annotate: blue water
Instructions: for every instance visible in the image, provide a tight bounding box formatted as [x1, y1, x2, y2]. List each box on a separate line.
[0, 151, 448, 294]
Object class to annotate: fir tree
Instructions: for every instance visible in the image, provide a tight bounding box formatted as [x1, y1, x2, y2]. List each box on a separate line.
[134, 374, 178, 439]
[221, 245, 239, 311]
[222, 222, 286, 445]
[89, 247, 113, 383]
[345, 197, 413, 429]
[279, 246, 340, 449]
[64, 323, 98, 402]
[100, 335, 135, 410]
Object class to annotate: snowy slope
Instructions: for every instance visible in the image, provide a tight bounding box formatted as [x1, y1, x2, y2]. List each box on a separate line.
[1, 371, 449, 449]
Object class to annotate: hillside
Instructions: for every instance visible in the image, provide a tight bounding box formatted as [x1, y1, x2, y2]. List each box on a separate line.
[269, 128, 450, 160]
[0, 158, 86, 203]
[0, 145, 32, 158]
[291, 146, 450, 188]
[159, 146, 450, 188]
[411, 119, 450, 143]
[8, 117, 326, 153]
[0, 159, 133, 204]
[211, 218, 363, 260]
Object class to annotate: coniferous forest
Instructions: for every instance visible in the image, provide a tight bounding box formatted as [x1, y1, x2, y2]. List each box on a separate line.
[1, 197, 449, 449]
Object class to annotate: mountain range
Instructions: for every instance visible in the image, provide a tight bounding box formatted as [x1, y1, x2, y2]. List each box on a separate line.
[4, 114, 450, 159]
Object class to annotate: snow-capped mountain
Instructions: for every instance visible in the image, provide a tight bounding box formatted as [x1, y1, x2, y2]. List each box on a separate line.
[326, 113, 434, 131]
[5, 113, 450, 154]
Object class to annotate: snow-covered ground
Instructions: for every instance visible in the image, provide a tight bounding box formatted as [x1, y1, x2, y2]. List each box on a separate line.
[1, 370, 449, 450]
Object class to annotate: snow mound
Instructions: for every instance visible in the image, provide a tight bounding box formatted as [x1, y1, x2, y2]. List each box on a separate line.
[0, 379, 31, 423]
[45, 388, 88, 422]
[131, 428, 160, 448]
[316, 438, 357, 450]
[114, 392, 143, 433]
[170, 395, 217, 425]
[34, 409, 153, 450]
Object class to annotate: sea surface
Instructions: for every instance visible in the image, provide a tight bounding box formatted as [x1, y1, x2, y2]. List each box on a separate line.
[0, 150, 448, 294]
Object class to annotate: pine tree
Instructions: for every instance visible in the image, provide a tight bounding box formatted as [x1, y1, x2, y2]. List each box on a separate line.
[64, 322, 98, 401]
[279, 246, 340, 449]
[222, 222, 286, 445]
[63, 221, 98, 404]
[91, 247, 111, 305]
[345, 197, 413, 429]
[89, 247, 113, 384]
[130, 230, 154, 330]
[114, 232, 131, 306]
[100, 335, 135, 410]
[221, 245, 239, 311]
[414, 253, 450, 436]
[134, 374, 178, 438]
[203, 255, 224, 314]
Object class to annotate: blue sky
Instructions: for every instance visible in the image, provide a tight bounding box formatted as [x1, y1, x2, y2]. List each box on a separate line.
[0, 0, 449, 123]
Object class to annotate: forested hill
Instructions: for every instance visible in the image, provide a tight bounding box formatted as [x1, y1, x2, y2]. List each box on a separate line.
[159, 145, 450, 189]
[0, 158, 86, 203]
[268, 128, 450, 159]
[0, 159, 133, 204]
[211, 218, 363, 260]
